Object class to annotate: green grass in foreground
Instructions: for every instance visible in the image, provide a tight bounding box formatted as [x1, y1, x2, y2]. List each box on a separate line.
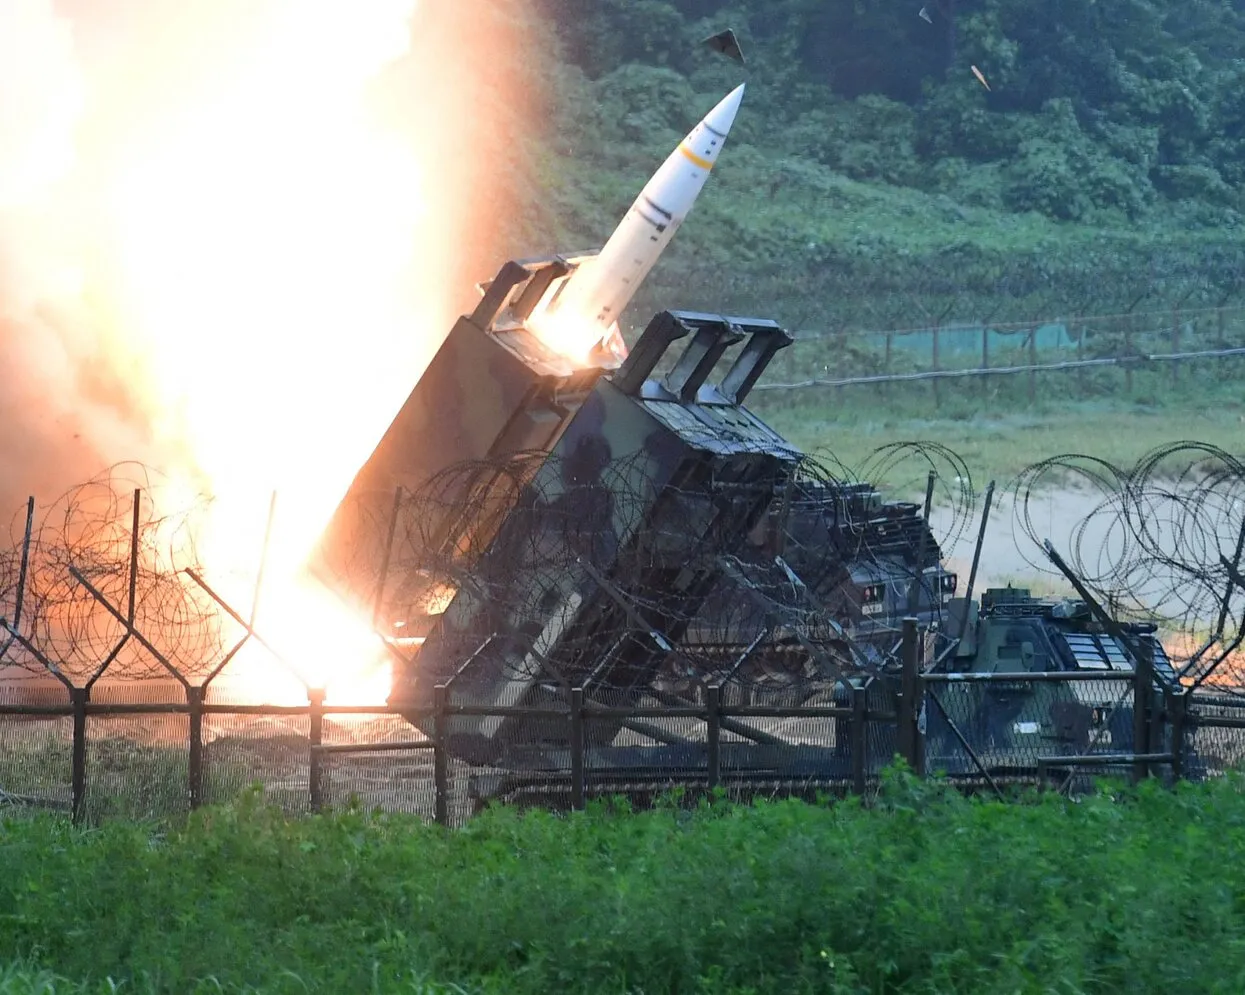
[753, 379, 1245, 487]
[4, 773, 1245, 993]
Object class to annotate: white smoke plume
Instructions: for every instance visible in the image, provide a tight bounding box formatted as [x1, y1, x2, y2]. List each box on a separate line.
[0, 0, 543, 526]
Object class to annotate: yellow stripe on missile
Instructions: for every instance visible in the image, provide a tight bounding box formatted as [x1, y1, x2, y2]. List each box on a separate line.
[679, 143, 714, 170]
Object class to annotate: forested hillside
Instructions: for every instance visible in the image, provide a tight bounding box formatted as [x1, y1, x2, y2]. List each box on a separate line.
[527, 0, 1245, 332]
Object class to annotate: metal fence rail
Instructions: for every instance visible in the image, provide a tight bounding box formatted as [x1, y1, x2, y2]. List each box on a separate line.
[3, 415, 1243, 824]
[753, 303, 1245, 404]
[757, 344, 1245, 391]
[4, 646, 1243, 825]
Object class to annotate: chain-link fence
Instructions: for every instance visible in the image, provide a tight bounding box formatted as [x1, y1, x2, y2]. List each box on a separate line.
[3, 626, 1243, 825]
[3, 438, 1243, 823]
[751, 304, 1245, 406]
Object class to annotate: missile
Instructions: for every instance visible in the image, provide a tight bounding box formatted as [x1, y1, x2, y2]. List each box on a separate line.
[531, 83, 745, 358]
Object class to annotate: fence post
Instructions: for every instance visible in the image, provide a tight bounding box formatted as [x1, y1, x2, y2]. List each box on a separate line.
[1027, 326, 1038, 405]
[433, 684, 449, 826]
[883, 330, 893, 400]
[570, 687, 586, 811]
[898, 618, 920, 771]
[980, 326, 989, 398]
[833, 329, 847, 410]
[1124, 315, 1134, 395]
[1132, 642, 1154, 783]
[308, 687, 325, 812]
[1148, 683, 1165, 771]
[851, 683, 867, 795]
[931, 326, 941, 410]
[1172, 305, 1181, 386]
[70, 686, 88, 824]
[706, 684, 721, 792]
[187, 685, 203, 810]
[1169, 688, 1187, 781]
[1074, 316, 1084, 393]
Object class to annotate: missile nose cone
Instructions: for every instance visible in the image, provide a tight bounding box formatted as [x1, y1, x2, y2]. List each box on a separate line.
[702, 83, 745, 138]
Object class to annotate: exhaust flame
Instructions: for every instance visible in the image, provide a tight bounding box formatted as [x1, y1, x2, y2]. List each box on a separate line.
[102, 3, 428, 707]
[528, 305, 628, 366]
[1, 0, 535, 705]
[525, 266, 630, 365]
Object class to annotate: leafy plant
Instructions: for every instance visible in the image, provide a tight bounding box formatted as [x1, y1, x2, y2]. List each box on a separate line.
[5, 773, 1245, 992]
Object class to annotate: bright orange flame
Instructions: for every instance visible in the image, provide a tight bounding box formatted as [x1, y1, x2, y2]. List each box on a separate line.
[96, 2, 431, 706]
[4, 0, 549, 706]
[208, 572, 395, 708]
[107, 4, 427, 536]
[527, 307, 600, 364]
[522, 261, 627, 364]
[0, 0, 516, 705]
[527, 306, 630, 367]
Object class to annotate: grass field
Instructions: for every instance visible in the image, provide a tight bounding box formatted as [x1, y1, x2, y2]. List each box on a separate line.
[3, 772, 1245, 993]
[752, 378, 1245, 489]
[1, 382, 1241, 994]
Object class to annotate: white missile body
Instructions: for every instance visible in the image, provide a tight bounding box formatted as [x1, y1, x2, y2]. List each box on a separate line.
[536, 83, 745, 353]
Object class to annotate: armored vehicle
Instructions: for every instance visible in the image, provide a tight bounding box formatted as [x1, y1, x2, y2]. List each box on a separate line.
[924, 585, 1185, 779]
[324, 260, 1199, 800]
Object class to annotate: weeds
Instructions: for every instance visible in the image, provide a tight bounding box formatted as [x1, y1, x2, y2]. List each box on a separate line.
[752, 379, 1245, 490]
[1, 773, 1245, 992]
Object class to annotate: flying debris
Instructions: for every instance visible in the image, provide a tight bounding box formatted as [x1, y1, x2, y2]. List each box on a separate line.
[702, 28, 745, 65]
[971, 64, 992, 90]
[918, 6, 933, 23]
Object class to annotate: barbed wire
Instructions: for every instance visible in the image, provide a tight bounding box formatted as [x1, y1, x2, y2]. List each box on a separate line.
[327, 445, 958, 709]
[1008, 442, 1245, 689]
[3, 441, 1243, 699]
[0, 463, 229, 684]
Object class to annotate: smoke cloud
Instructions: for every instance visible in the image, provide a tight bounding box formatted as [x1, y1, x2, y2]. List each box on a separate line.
[0, 0, 545, 521]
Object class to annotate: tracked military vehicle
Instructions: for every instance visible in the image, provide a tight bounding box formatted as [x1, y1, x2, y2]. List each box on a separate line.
[320, 257, 1199, 803]
[924, 585, 1186, 778]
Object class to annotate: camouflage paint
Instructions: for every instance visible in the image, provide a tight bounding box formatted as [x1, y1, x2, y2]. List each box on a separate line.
[395, 313, 801, 764]
[926, 587, 1178, 773]
[314, 258, 620, 631]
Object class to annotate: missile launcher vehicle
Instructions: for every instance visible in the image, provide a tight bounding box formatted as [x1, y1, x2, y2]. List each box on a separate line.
[314, 71, 1185, 795]
[349, 302, 958, 786]
[319, 256, 1192, 802]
